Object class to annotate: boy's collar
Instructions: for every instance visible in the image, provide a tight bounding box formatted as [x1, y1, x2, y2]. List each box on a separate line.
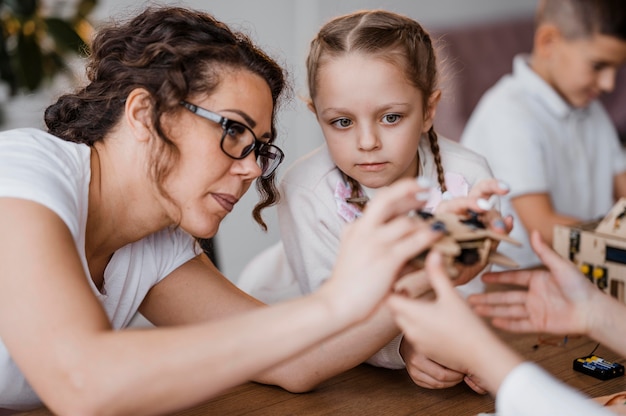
[514, 54, 589, 119]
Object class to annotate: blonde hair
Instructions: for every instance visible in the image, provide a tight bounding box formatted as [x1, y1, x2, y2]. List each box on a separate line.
[306, 9, 446, 205]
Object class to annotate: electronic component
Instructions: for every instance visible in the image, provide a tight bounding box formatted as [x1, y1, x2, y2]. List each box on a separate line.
[394, 210, 522, 297]
[573, 355, 625, 380]
[554, 198, 626, 304]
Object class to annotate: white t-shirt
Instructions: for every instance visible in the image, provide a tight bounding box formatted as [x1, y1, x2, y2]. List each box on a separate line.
[0, 128, 198, 410]
[238, 136, 495, 368]
[462, 54, 626, 268]
[496, 362, 615, 416]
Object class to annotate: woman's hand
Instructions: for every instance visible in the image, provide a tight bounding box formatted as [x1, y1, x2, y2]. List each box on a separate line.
[320, 178, 444, 323]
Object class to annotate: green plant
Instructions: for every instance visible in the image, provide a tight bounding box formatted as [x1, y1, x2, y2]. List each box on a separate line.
[0, 0, 97, 123]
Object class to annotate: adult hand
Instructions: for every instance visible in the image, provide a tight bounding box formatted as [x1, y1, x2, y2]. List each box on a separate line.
[321, 178, 444, 323]
[468, 231, 598, 335]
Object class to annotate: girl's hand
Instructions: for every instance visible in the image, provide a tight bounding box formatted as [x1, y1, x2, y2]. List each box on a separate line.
[435, 178, 512, 234]
[400, 338, 465, 389]
[434, 178, 514, 284]
[400, 337, 488, 394]
[394, 178, 514, 296]
[388, 249, 521, 395]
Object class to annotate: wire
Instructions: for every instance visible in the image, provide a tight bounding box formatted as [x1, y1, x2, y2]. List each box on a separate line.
[588, 343, 601, 356]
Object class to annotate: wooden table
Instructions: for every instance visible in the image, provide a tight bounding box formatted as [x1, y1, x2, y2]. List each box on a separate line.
[17, 329, 626, 416]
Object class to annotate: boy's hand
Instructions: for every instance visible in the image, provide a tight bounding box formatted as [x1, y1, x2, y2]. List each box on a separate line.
[469, 231, 596, 335]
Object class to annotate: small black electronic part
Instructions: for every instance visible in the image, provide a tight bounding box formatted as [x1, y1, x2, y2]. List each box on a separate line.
[460, 210, 486, 229]
[573, 354, 625, 380]
[416, 210, 434, 220]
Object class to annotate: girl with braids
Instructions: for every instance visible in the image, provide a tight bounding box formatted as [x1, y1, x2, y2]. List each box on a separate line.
[239, 9, 511, 393]
[0, 6, 449, 415]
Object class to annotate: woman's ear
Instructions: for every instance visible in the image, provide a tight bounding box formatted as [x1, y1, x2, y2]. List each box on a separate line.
[125, 88, 154, 142]
[423, 89, 442, 133]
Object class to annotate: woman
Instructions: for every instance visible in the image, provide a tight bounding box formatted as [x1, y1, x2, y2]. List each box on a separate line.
[0, 6, 443, 415]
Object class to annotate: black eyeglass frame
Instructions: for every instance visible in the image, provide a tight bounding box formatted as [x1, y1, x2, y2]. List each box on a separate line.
[180, 101, 284, 178]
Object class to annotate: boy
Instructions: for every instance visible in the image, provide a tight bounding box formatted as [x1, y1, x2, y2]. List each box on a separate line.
[461, 0, 626, 268]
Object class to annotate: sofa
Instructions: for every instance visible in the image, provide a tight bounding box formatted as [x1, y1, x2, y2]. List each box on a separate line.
[432, 16, 626, 144]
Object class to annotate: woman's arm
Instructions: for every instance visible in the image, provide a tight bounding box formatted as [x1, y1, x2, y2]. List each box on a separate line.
[0, 179, 441, 415]
[141, 254, 403, 392]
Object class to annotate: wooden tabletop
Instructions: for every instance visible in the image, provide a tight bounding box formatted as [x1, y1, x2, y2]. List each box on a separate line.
[17, 328, 626, 416]
[176, 331, 626, 416]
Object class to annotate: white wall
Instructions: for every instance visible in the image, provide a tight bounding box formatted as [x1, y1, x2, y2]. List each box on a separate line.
[92, 0, 538, 281]
[10, 0, 539, 281]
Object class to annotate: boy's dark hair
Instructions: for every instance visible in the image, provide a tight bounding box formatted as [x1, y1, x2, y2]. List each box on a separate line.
[537, 0, 626, 41]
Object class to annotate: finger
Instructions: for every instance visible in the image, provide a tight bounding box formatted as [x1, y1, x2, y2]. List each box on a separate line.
[392, 219, 445, 262]
[451, 262, 487, 287]
[471, 303, 530, 319]
[393, 269, 433, 298]
[424, 250, 457, 298]
[363, 178, 431, 225]
[490, 317, 542, 333]
[435, 196, 488, 215]
[468, 179, 510, 200]
[468, 289, 529, 305]
[407, 362, 465, 388]
[480, 209, 509, 234]
[530, 230, 570, 273]
[464, 375, 488, 395]
[480, 269, 536, 287]
[388, 294, 426, 331]
[410, 374, 463, 390]
[504, 215, 514, 232]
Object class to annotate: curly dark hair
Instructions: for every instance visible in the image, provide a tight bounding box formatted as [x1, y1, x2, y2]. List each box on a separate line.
[44, 6, 288, 229]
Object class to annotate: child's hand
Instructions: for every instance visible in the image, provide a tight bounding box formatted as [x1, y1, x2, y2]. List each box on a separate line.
[399, 336, 489, 394]
[435, 178, 512, 234]
[389, 250, 493, 371]
[469, 231, 598, 336]
[399, 337, 466, 389]
[436, 178, 514, 283]
[388, 249, 520, 395]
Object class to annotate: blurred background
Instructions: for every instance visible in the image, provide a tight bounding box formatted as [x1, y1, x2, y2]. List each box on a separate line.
[7, 0, 623, 282]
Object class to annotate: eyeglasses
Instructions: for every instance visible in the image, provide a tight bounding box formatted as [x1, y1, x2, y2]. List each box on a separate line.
[181, 101, 284, 178]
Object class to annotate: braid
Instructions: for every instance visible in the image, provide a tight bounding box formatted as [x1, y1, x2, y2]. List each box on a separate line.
[427, 128, 447, 193]
[307, 10, 447, 205]
[343, 173, 368, 211]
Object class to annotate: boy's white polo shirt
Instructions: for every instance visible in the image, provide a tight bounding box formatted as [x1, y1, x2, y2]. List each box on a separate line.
[462, 54, 626, 268]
